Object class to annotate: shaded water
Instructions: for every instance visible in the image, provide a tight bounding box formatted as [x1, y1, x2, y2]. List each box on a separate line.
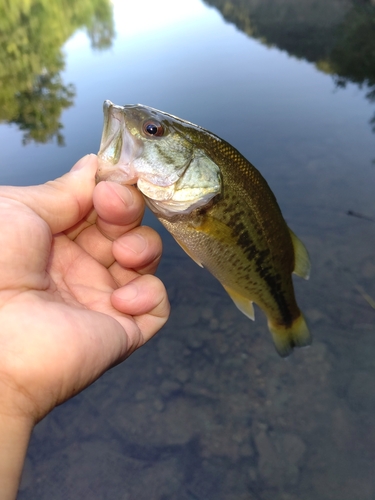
[1, 0, 375, 498]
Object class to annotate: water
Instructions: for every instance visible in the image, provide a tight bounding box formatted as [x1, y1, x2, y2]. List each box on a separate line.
[1, 0, 375, 498]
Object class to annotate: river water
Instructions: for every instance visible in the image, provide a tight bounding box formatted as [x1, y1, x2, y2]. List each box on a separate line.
[1, 1, 375, 498]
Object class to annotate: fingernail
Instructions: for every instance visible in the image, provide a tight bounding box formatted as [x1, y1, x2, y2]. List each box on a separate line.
[119, 234, 146, 254]
[120, 185, 134, 206]
[70, 154, 96, 171]
[118, 282, 139, 301]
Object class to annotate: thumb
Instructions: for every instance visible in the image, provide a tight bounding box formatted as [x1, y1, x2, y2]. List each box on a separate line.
[0, 154, 98, 234]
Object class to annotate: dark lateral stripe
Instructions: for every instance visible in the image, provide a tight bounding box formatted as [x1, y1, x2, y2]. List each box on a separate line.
[232, 224, 294, 326]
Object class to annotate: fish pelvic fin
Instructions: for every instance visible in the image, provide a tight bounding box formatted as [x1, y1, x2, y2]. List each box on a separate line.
[289, 229, 311, 280]
[268, 313, 311, 358]
[223, 285, 255, 320]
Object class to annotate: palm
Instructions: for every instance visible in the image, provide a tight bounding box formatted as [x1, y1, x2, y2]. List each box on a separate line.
[0, 157, 169, 423]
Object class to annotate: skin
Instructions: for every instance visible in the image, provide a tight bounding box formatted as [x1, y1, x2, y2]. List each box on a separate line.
[0, 154, 170, 499]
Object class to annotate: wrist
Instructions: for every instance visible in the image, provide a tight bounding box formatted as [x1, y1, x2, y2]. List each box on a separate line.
[0, 412, 33, 500]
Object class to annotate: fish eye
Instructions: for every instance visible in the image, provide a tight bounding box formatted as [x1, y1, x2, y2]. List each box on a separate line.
[143, 120, 164, 137]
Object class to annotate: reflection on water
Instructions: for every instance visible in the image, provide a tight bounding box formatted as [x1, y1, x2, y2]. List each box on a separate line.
[203, 0, 351, 61]
[2, 0, 374, 144]
[0, 0, 114, 145]
[1, 0, 374, 146]
[3, 0, 375, 498]
[204, 0, 375, 132]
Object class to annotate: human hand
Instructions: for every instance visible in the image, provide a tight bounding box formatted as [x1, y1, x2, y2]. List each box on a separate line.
[0, 154, 170, 498]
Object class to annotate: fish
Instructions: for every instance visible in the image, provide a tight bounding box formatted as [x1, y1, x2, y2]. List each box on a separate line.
[96, 100, 311, 357]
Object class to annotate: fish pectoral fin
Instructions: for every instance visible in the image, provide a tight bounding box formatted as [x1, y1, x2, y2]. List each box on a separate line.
[174, 239, 204, 268]
[289, 229, 311, 280]
[223, 285, 255, 320]
[193, 216, 233, 242]
[268, 313, 311, 358]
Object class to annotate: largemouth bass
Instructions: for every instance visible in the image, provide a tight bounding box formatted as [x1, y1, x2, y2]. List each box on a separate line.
[96, 100, 311, 357]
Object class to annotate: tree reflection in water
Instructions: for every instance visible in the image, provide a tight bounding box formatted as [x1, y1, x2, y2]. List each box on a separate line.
[0, 0, 114, 145]
[329, 2, 375, 131]
[203, 0, 375, 133]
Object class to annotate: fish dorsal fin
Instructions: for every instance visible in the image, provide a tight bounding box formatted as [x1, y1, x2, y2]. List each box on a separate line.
[223, 285, 255, 320]
[289, 229, 311, 280]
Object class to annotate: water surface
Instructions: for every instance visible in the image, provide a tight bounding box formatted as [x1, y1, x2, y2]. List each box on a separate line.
[1, 1, 375, 498]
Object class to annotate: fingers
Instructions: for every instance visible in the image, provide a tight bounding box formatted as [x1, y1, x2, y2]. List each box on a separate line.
[0, 155, 98, 234]
[112, 226, 162, 276]
[93, 182, 145, 236]
[74, 182, 162, 275]
[111, 274, 170, 342]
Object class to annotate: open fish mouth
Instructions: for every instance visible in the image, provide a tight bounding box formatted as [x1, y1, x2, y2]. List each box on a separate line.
[96, 100, 143, 185]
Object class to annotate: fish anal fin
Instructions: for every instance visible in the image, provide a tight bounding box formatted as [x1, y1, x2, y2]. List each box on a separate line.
[289, 229, 311, 280]
[223, 285, 255, 320]
[268, 313, 311, 358]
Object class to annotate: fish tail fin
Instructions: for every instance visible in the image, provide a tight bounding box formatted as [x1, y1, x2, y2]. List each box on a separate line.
[268, 313, 311, 358]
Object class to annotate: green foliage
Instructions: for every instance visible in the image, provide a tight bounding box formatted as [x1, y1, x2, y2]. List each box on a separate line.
[0, 0, 114, 145]
[13, 73, 75, 146]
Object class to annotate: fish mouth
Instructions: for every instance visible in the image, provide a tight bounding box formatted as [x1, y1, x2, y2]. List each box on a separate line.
[96, 100, 143, 185]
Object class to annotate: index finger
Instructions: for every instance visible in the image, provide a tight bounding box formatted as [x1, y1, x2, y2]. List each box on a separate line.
[71, 182, 148, 269]
[94, 181, 145, 240]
